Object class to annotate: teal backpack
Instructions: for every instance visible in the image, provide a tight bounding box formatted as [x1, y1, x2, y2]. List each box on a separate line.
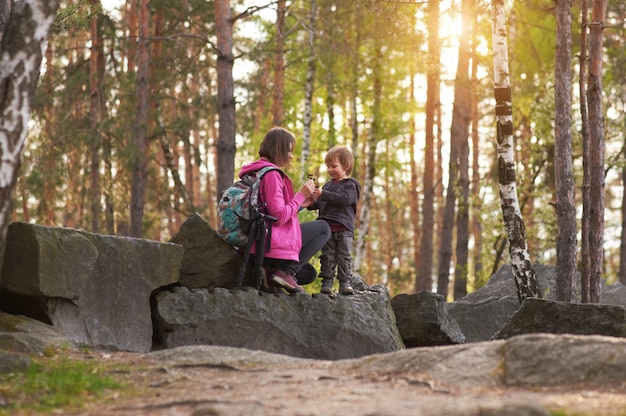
[217, 166, 282, 287]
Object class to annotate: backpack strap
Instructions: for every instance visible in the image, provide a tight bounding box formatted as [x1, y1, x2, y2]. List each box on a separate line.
[236, 166, 282, 289]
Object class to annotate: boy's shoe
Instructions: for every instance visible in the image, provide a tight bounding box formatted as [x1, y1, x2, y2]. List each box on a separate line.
[271, 270, 306, 294]
[320, 279, 334, 294]
[339, 281, 354, 295]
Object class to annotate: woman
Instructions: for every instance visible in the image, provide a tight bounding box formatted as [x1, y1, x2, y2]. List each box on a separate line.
[240, 126, 330, 293]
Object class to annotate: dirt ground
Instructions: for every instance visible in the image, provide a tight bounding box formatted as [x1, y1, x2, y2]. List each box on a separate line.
[40, 349, 626, 416]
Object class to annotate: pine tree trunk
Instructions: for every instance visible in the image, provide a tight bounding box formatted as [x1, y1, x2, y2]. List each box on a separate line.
[586, 0, 607, 303]
[215, 0, 236, 199]
[89, 0, 103, 233]
[580, 0, 592, 301]
[272, 0, 286, 126]
[130, 0, 150, 238]
[453, 0, 473, 301]
[0, 0, 60, 278]
[301, 0, 317, 180]
[492, 0, 541, 301]
[409, 66, 421, 287]
[417, 0, 439, 292]
[554, 0, 577, 302]
[470, 28, 483, 285]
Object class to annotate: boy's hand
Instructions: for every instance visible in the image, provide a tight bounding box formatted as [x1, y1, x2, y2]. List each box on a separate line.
[312, 188, 322, 199]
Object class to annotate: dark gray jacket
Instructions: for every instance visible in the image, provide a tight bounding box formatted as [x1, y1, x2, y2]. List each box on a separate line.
[308, 177, 361, 232]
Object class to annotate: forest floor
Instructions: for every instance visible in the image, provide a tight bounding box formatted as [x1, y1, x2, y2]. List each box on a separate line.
[22, 348, 626, 416]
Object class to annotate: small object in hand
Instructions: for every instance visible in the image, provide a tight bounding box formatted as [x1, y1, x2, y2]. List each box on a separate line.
[307, 174, 319, 188]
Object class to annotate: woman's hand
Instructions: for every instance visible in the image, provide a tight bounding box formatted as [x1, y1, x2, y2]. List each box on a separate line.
[299, 179, 316, 199]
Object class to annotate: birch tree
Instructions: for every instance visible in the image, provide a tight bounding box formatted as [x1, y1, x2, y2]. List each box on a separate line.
[0, 0, 60, 277]
[492, 0, 541, 301]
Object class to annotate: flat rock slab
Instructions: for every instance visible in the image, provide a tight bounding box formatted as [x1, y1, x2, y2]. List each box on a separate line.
[153, 285, 405, 360]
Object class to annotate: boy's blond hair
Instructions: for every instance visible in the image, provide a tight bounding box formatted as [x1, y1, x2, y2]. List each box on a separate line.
[325, 146, 354, 175]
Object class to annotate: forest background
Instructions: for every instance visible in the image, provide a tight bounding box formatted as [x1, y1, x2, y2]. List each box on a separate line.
[8, 0, 626, 300]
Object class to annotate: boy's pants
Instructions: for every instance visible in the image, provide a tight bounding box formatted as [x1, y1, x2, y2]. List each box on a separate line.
[319, 230, 353, 283]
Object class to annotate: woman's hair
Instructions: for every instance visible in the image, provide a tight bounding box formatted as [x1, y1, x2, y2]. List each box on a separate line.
[259, 126, 295, 168]
[325, 145, 354, 175]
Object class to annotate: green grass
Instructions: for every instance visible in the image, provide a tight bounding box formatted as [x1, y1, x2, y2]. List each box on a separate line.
[0, 355, 126, 415]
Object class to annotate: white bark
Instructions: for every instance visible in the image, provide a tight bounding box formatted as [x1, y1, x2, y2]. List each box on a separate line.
[492, 0, 540, 301]
[0, 0, 60, 277]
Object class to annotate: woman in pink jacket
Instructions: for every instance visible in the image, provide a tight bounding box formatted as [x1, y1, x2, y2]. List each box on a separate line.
[240, 127, 330, 293]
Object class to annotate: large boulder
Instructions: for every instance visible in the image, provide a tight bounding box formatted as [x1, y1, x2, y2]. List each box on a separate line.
[493, 297, 626, 340]
[152, 285, 405, 360]
[447, 264, 559, 342]
[0, 222, 183, 352]
[391, 291, 465, 347]
[447, 264, 626, 343]
[169, 213, 252, 289]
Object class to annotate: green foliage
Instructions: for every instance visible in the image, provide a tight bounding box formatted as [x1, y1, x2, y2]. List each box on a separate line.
[0, 356, 125, 415]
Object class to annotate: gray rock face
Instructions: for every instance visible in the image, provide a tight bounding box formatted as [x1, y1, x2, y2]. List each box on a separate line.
[447, 264, 567, 342]
[0, 311, 73, 373]
[502, 333, 626, 386]
[0, 222, 183, 352]
[493, 297, 626, 339]
[169, 212, 251, 289]
[391, 290, 465, 347]
[153, 285, 405, 360]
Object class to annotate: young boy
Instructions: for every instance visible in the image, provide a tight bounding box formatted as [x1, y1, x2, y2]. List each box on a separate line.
[309, 146, 361, 295]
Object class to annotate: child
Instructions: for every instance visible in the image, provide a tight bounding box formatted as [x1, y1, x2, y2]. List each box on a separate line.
[309, 146, 361, 295]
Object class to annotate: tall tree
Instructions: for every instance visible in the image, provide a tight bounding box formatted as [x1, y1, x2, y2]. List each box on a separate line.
[301, 0, 317, 179]
[586, 0, 607, 303]
[0, 0, 60, 278]
[417, 0, 439, 292]
[579, 0, 592, 300]
[492, 0, 541, 301]
[353, 39, 382, 274]
[272, 0, 286, 126]
[90, 0, 104, 233]
[453, 0, 474, 301]
[554, 0, 577, 302]
[215, 0, 236, 199]
[130, 0, 150, 238]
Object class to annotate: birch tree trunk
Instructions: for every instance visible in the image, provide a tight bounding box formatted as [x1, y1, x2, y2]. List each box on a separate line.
[301, 0, 317, 180]
[0, 0, 60, 278]
[130, 0, 150, 238]
[554, 0, 577, 302]
[215, 0, 236, 198]
[492, 0, 541, 301]
[0, 2, 10, 41]
[353, 44, 381, 275]
[417, 0, 439, 292]
[586, 0, 607, 303]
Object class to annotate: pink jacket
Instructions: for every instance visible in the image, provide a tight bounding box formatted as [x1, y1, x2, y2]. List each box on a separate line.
[239, 159, 306, 261]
